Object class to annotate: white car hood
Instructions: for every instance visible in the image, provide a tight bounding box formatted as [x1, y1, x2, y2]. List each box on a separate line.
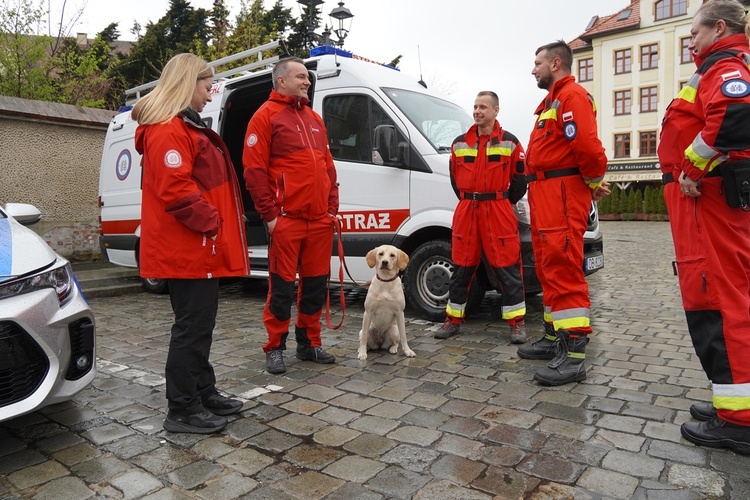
[0, 217, 57, 283]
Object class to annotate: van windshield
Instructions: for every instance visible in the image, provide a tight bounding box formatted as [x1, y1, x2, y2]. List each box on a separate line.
[382, 87, 474, 153]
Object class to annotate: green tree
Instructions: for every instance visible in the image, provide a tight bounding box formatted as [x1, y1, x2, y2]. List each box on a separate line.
[609, 184, 620, 214]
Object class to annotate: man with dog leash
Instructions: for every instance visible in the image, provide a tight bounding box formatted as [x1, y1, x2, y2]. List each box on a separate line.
[435, 90, 528, 345]
[243, 56, 339, 374]
[519, 40, 609, 386]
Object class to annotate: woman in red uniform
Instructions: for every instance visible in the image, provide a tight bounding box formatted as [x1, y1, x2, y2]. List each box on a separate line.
[132, 54, 250, 434]
[659, 0, 750, 454]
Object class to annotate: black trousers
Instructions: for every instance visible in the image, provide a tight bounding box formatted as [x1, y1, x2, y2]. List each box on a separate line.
[165, 278, 219, 412]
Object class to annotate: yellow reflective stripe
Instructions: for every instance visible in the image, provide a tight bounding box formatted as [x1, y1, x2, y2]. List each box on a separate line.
[554, 317, 591, 330]
[568, 351, 585, 359]
[487, 147, 512, 156]
[677, 85, 697, 104]
[446, 302, 466, 318]
[539, 109, 557, 121]
[713, 395, 750, 411]
[584, 174, 604, 189]
[543, 309, 553, 324]
[501, 306, 526, 320]
[685, 134, 729, 172]
[455, 148, 478, 157]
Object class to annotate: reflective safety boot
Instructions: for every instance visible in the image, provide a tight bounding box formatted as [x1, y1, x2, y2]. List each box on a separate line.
[533, 329, 589, 386]
[516, 322, 557, 359]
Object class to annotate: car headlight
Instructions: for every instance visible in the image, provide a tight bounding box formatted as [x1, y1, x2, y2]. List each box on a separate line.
[0, 262, 74, 305]
[514, 196, 531, 226]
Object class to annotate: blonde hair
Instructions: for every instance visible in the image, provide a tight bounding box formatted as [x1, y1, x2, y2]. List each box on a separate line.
[131, 53, 213, 125]
[697, 0, 750, 39]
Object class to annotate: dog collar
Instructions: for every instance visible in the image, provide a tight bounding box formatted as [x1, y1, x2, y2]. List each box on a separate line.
[376, 273, 398, 283]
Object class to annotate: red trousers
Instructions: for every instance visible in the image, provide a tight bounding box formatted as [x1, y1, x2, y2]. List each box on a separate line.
[263, 216, 334, 352]
[528, 175, 592, 334]
[665, 178, 750, 425]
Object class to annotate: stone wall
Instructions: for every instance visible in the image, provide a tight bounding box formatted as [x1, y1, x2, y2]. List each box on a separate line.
[0, 97, 115, 261]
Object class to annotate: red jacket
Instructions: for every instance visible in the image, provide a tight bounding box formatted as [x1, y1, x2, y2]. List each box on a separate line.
[526, 75, 607, 188]
[135, 114, 250, 279]
[243, 90, 339, 221]
[659, 33, 750, 180]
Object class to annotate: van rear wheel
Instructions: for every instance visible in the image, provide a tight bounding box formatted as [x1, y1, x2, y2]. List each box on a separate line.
[141, 277, 169, 294]
[403, 240, 486, 322]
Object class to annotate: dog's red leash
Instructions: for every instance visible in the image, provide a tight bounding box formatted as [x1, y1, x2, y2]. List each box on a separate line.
[325, 216, 359, 330]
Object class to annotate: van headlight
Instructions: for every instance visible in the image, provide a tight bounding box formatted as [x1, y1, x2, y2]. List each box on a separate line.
[0, 262, 74, 305]
[514, 196, 531, 226]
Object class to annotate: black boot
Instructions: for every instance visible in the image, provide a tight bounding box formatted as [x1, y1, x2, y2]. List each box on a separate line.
[517, 322, 557, 360]
[533, 329, 588, 386]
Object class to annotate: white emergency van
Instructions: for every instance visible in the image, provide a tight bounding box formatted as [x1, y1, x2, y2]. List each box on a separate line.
[98, 41, 604, 321]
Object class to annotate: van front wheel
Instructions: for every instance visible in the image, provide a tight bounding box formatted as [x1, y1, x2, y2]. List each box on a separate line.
[141, 277, 169, 294]
[403, 240, 486, 322]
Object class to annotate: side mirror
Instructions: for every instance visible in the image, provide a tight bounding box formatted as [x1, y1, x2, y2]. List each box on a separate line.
[373, 124, 401, 166]
[5, 203, 42, 226]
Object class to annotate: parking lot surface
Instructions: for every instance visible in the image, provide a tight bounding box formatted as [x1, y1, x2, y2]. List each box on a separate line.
[2, 221, 750, 499]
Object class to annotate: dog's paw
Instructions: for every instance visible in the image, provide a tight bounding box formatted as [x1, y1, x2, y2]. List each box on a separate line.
[389, 346, 398, 355]
[404, 349, 416, 358]
[357, 350, 368, 361]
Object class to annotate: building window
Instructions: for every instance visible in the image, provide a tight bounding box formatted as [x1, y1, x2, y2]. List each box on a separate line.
[640, 86, 658, 112]
[640, 43, 659, 70]
[679, 80, 688, 90]
[615, 90, 632, 115]
[615, 48, 632, 74]
[615, 133, 631, 158]
[680, 37, 692, 64]
[578, 58, 593, 82]
[655, 0, 687, 21]
[640, 131, 657, 157]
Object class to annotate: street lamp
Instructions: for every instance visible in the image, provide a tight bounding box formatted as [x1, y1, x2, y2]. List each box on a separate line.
[328, 1, 354, 48]
[297, 0, 325, 49]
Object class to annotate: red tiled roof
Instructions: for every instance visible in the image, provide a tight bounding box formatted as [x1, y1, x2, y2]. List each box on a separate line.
[570, 0, 641, 52]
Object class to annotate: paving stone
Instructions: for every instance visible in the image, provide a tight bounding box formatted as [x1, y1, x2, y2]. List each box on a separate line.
[482, 423, 548, 451]
[401, 408, 449, 429]
[195, 471, 258, 499]
[592, 429, 645, 452]
[403, 391, 449, 409]
[277, 470, 345, 498]
[366, 401, 414, 419]
[476, 406, 542, 429]
[710, 451, 750, 478]
[366, 466, 431, 499]
[246, 429, 303, 453]
[329, 393, 382, 412]
[348, 415, 400, 436]
[280, 398, 327, 415]
[35, 431, 85, 454]
[643, 421, 682, 443]
[381, 444, 440, 472]
[596, 414, 645, 434]
[647, 439, 707, 467]
[323, 455, 387, 482]
[81, 422, 134, 445]
[517, 453, 586, 483]
[324, 482, 384, 500]
[342, 433, 397, 458]
[438, 417, 487, 438]
[602, 450, 665, 479]
[130, 446, 197, 476]
[387, 425, 442, 446]
[51, 442, 101, 466]
[103, 434, 162, 460]
[313, 425, 360, 447]
[217, 448, 274, 476]
[430, 454, 486, 485]
[471, 465, 540, 498]
[577, 467, 639, 499]
[284, 443, 344, 470]
[667, 463, 726, 497]
[110, 469, 164, 499]
[6, 460, 69, 490]
[536, 417, 597, 441]
[541, 435, 609, 466]
[313, 406, 360, 425]
[166, 460, 224, 490]
[268, 413, 327, 437]
[30, 476, 95, 500]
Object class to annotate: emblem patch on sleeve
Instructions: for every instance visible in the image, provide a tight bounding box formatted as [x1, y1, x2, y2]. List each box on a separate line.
[247, 133, 258, 147]
[164, 150, 183, 168]
[721, 79, 750, 98]
[563, 122, 577, 140]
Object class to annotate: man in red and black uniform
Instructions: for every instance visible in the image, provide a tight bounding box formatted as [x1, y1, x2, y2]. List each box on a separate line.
[518, 40, 610, 386]
[659, 1, 750, 454]
[435, 91, 528, 344]
[243, 57, 339, 374]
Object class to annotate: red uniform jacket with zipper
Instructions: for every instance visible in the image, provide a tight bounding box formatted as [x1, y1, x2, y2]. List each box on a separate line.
[242, 89, 339, 221]
[135, 114, 250, 279]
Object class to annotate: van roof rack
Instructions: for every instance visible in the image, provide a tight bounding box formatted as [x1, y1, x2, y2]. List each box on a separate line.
[124, 39, 285, 105]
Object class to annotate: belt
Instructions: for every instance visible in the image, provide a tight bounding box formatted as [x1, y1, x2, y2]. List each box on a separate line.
[460, 191, 509, 201]
[526, 167, 580, 182]
[662, 169, 722, 184]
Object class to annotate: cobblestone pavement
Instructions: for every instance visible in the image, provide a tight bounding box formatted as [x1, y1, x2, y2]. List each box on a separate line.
[2, 221, 750, 499]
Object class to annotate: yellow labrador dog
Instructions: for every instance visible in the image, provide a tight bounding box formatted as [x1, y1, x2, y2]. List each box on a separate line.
[358, 245, 416, 361]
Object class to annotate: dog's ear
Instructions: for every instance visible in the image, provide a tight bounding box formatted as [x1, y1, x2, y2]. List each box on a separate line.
[366, 248, 377, 268]
[397, 250, 410, 271]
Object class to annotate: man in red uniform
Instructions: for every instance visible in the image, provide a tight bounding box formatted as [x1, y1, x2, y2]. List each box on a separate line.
[659, 0, 750, 454]
[435, 91, 528, 344]
[518, 40, 610, 386]
[243, 57, 339, 374]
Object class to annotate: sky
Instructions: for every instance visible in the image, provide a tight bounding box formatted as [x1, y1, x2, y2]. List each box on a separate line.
[71, 0, 630, 142]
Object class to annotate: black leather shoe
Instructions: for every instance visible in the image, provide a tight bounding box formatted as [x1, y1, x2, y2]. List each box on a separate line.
[689, 402, 717, 422]
[681, 416, 750, 455]
[203, 392, 244, 416]
[296, 346, 335, 364]
[266, 349, 286, 374]
[163, 409, 227, 434]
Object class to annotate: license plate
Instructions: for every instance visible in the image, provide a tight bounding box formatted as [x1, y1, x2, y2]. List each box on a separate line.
[585, 255, 604, 272]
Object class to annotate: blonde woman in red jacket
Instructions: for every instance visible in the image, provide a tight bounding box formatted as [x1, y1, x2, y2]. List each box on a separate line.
[132, 53, 250, 434]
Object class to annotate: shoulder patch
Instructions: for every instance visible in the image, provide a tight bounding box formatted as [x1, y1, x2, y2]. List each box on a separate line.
[563, 122, 577, 140]
[721, 79, 750, 98]
[246, 133, 258, 147]
[562, 111, 574, 122]
[164, 150, 183, 168]
[721, 70, 742, 82]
